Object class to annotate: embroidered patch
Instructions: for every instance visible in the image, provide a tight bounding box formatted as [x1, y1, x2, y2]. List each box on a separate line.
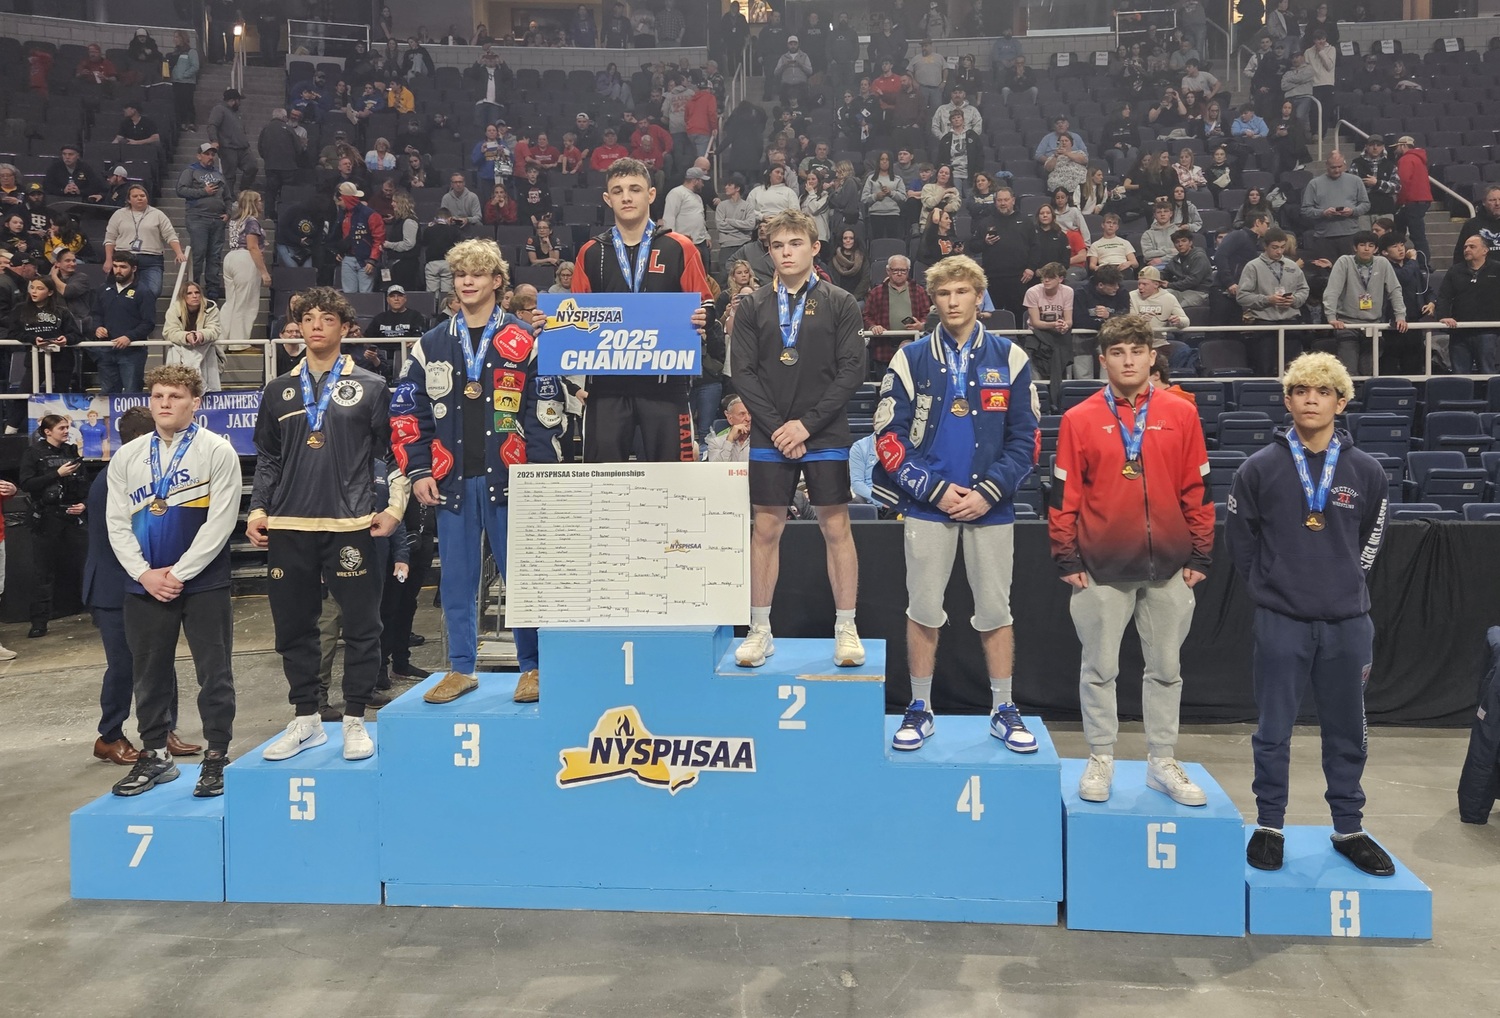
[980, 387, 1009, 411]
[493, 323, 534, 362]
[876, 431, 905, 471]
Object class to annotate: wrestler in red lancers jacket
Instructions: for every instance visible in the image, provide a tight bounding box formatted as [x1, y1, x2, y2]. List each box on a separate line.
[1048, 383, 1215, 583]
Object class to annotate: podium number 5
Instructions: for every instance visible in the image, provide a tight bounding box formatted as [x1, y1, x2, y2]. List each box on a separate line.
[126, 824, 153, 867]
[778, 685, 806, 729]
[956, 775, 984, 821]
[453, 723, 481, 767]
[621, 641, 635, 685]
[289, 777, 316, 821]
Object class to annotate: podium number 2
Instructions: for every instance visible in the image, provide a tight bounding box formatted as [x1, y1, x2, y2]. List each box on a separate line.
[621, 641, 635, 685]
[956, 775, 984, 821]
[778, 685, 806, 729]
[289, 777, 316, 821]
[453, 723, 481, 767]
[126, 824, 153, 867]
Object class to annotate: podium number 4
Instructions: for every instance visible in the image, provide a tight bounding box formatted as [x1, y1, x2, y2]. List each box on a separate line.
[777, 685, 806, 729]
[453, 723, 481, 767]
[126, 825, 153, 868]
[956, 775, 984, 821]
[289, 777, 316, 821]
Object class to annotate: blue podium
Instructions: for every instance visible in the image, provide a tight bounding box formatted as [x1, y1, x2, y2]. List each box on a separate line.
[224, 723, 382, 905]
[1062, 759, 1246, 937]
[1245, 826, 1432, 939]
[378, 626, 1063, 924]
[70, 764, 225, 903]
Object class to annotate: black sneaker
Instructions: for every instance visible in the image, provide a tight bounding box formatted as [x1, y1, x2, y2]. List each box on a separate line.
[1332, 832, 1395, 876]
[1247, 827, 1285, 871]
[112, 750, 179, 797]
[393, 664, 432, 680]
[374, 667, 392, 691]
[368, 690, 393, 709]
[193, 751, 227, 798]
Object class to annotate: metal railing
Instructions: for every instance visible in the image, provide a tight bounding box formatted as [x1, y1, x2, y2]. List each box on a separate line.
[1311, 95, 1324, 164]
[1337, 119, 1476, 220]
[286, 19, 369, 59]
[1112, 9, 1179, 48]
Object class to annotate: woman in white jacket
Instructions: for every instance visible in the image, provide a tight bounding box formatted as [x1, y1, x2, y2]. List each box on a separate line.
[164, 282, 224, 390]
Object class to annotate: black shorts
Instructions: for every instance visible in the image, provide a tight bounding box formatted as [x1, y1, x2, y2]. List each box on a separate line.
[750, 458, 851, 508]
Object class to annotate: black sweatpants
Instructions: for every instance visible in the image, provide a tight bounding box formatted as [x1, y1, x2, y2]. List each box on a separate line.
[124, 587, 235, 754]
[1251, 607, 1375, 835]
[96, 605, 179, 743]
[268, 529, 382, 716]
[583, 391, 695, 462]
[383, 524, 434, 673]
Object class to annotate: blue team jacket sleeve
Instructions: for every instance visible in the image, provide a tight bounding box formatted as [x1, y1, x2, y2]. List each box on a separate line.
[524, 346, 564, 464]
[391, 330, 438, 483]
[976, 350, 1037, 505]
[872, 346, 948, 506]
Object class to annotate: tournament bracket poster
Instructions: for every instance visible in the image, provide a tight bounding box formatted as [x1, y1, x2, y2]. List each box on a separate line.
[535, 292, 703, 375]
[28, 392, 261, 459]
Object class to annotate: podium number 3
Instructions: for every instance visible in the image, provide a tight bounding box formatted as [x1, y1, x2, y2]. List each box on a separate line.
[956, 775, 984, 821]
[126, 824, 153, 867]
[289, 777, 316, 821]
[778, 685, 806, 729]
[453, 723, 481, 767]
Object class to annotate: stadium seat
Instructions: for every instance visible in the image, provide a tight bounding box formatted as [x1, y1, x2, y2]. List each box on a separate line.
[1391, 504, 1459, 520]
[1347, 412, 1411, 462]
[1363, 378, 1418, 419]
[1480, 450, 1500, 498]
[1178, 379, 1227, 434]
[1217, 416, 1276, 456]
[1424, 376, 1486, 413]
[1060, 380, 1104, 410]
[1367, 452, 1404, 505]
[1232, 379, 1285, 414]
[1424, 410, 1495, 463]
[1206, 450, 1246, 503]
[846, 503, 878, 521]
[1463, 502, 1500, 520]
[1198, 338, 1250, 374]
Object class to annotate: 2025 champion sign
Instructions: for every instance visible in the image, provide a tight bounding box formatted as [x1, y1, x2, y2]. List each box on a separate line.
[536, 293, 703, 375]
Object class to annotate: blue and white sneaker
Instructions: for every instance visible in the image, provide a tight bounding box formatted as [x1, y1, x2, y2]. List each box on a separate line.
[989, 703, 1038, 753]
[892, 699, 935, 751]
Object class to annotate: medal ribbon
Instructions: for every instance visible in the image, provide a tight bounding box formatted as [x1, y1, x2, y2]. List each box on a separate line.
[1288, 430, 1341, 515]
[453, 305, 504, 383]
[777, 276, 815, 354]
[611, 220, 655, 293]
[1103, 385, 1152, 463]
[149, 424, 198, 504]
[939, 321, 979, 405]
[300, 356, 345, 436]
[1354, 259, 1374, 293]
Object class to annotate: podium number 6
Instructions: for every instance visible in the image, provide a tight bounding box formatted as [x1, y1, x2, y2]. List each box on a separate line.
[126, 824, 153, 867]
[956, 775, 984, 821]
[453, 723, 481, 767]
[778, 685, 806, 729]
[289, 777, 316, 821]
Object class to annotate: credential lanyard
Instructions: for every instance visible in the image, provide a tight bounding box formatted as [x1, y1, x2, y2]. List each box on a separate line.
[300, 356, 345, 435]
[777, 277, 815, 351]
[611, 220, 655, 292]
[150, 424, 197, 502]
[1103, 385, 1152, 463]
[1288, 430, 1341, 514]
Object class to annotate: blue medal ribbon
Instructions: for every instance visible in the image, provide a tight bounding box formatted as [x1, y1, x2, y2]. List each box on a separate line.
[300, 356, 346, 435]
[1103, 384, 1152, 463]
[777, 276, 816, 353]
[149, 424, 197, 504]
[611, 220, 655, 293]
[454, 305, 505, 383]
[1288, 430, 1341, 515]
[939, 322, 979, 404]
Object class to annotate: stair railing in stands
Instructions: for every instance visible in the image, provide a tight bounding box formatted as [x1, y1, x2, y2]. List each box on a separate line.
[1337, 118, 1476, 221]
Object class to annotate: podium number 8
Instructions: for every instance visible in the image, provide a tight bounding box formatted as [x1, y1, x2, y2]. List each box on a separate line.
[454, 723, 481, 767]
[956, 775, 984, 821]
[126, 824, 153, 867]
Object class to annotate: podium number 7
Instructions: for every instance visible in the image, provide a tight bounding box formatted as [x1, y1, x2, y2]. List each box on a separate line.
[126, 824, 154, 867]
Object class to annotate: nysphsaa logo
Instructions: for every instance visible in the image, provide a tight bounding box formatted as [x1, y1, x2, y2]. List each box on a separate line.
[544, 298, 624, 333]
[556, 706, 756, 795]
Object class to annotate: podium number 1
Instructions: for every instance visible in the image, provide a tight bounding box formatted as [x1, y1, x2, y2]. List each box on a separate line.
[453, 723, 481, 767]
[956, 775, 984, 821]
[778, 685, 806, 729]
[126, 825, 153, 867]
[621, 641, 635, 685]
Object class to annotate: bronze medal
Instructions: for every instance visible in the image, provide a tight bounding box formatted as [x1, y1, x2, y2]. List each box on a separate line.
[1305, 511, 1326, 531]
[307, 431, 325, 449]
[780, 348, 799, 366]
[1121, 459, 1143, 480]
[950, 398, 970, 416]
[463, 380, 483, 399]
[148, 497, 168, 515]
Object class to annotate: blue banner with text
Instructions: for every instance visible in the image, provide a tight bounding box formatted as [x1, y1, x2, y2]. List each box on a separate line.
[29, 391, 261, 460]
[536, 292, 702, 375]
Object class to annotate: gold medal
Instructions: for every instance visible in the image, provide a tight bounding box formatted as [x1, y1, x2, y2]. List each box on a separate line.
[780, 348, 799, 366]
[148, 497, 168, 515]
[1121, 459, 1143, 480]
[463, 380, 483, 399]
[1305, 511, 1326, 531]
[950, 398, 970, 416]
[307, 431, 325, 449]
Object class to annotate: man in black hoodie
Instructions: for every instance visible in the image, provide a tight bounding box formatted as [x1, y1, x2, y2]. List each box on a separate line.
[1226, 352, 1393, 878]
[1453, 185, 1500, 264]
[976, 186, 1035, 327]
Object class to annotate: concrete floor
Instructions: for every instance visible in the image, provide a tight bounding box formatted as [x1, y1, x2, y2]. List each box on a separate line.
[1, 596, 1497, 1018]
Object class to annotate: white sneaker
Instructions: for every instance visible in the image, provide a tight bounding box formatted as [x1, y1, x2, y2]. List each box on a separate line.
[342, 716, 375, 761]
[735, 625, 774, 667]
[833, 621, 865, 667]
[1078, 754, 1114, 802]
[1147, 756, 1207, 806]
[261, 714, 327, 760]
[0, 642, 15, 661]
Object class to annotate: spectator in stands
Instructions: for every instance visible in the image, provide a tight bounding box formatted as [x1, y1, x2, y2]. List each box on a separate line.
[1352, 135, 1398, 222]
[631, 4, 658, 46]
[1302, 153, 1369, 264]
[277, 195, 328, 269]
[826, 229, 869, 301]
[76, 43, 119, 86]
[482, 183, 517, 228]
[22, 186, 52, 244]
[1146, 87, 1186, 137]
[1247, 37, 1283, 115]
[1322, 230, 1406, 375]
[421, 218, 463, 295]
[1097, 103, 1139, 177]
[999, 56, 1039, 106]
[904, 39, 943, 111]
[867, 17, 907, 76]
[513, 167, 553, 229]
[1230, 104, 1269, 149]
[748, 165, 799, 220]
[589, 128, 629, 174]
[1025, 262, 1075, 406]
[571, 5, 598, 47]
[1237, 228, 1309, 374]
[400, 38, 434, 78]
[439, 172, 482, 229]
[384, 77, 416, 115]
[222, 190, 270, 361]
[713, 174, 755, 268]
[919, 165, 962, 231]
[991, 27, 1022, 84]
[380, 192, 420, 290]
[919, 206, 963, 264]
[20, 414, 89, 638]
[102, 182, 182, 303]
[0, 164, 22, 213]
[1300, 4, 1339, 48]
[1436, 235, 1500, 374]
[550, 263, 574, 293]
[1044, 134, 1089, 195]
[164, 282, 223, 392]
[979, 188, 1037, 322]
[127, 28, 162, 81]
[1075, 264, 1131, 333]
[44, 145, 106, 204]
[1264, 99, 1309, 178]
[1, 212, 39, 271]
[9, 273, 81, 419]
[1179, 58, 1220, 100]
[356, 285, 423, 377]
[90, 252, 154, 393]
[1392, 136, 1435, 263]
[526, 218, 569, 269]
[1279, 52, 1315, 130]
[209, 89, 257, 200]
[50, 248, 93, 331]
[1053, 188, 1090, 244]
[366, 138, 397, 172]
[1168, 35, 1200, 74]
[1138, 200, 1178, 270]
[771, 35, 814, 108]
[861, 153, 907, 241]
[113, 101, 161, 149]
[1161, 229, 1211, 313]
[863, 255, 930, 371]
[706, 394, 752, 463]
[1088, 214, 1139, 275]
[602, 4, 631, 48]
[932, 88, 982, 142]
[178, 143, 229, 302]
[257, 111, 304, 223]
[335, 182, 385, 293]
[664, 166, 713, 266]
[1166, 184, 1203, 233]
[1031, 205, 1072, 274]
[99, 166, 132, 208]
[1130, 267, 1192, 344]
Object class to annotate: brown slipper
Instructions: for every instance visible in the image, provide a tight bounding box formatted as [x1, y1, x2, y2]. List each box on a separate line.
[513, 669, 539, 703]
[424, 671, 479, 704]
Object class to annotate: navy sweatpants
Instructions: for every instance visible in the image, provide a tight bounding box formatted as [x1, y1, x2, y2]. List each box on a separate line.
[1250, 607, 1374, 835]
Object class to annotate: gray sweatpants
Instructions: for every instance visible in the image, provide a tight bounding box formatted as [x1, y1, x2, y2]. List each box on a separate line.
[1069, 574, 1196, 758]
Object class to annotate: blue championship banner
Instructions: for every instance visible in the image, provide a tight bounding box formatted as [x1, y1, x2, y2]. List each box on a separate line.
[29, 391, 261, 460]
[536, 292, 702, 375]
